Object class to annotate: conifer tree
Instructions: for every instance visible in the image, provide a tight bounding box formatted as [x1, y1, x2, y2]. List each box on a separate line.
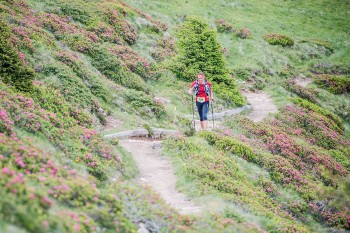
[173, 16, 245, 106]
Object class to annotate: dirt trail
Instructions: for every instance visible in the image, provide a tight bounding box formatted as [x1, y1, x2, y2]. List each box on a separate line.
[119, 140, 202, 215]
[242, 91, 278, 122]
[115, 92, 279, 215]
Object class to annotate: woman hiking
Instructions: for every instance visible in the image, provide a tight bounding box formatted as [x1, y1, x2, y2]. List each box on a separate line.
[188, 71, 213, 130]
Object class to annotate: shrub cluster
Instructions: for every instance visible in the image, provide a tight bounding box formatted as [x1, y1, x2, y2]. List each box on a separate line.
[0, 81, 121, 181]
[122, 89, 166, 119]
[164, 136, 311, 232]
[151, 36, 176, 62]
[263, 33, 294, 46]
[291, 97, 344, 131]
[0, 20, 35, 92]
[229, 114, 350, 229]
[235, 27, 252, 39]
[300, 39, 333, 52]
[314, 74, 350, 94]
[108, 45, 159, 80]
[200, 131, 315, 200]
[215, 19, 234, 32]
[284, 79, 319, 103]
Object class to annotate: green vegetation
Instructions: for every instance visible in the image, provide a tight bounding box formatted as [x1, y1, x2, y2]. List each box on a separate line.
[314, 74, 350, 94]
[263, 33, 294, 46]
[0, 20, 35, 92]
[1, 0, 350, 232]
[172, 16, 245, 106]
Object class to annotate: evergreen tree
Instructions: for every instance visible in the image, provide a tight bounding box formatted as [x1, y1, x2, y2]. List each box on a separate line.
[173, 16, 245, 106]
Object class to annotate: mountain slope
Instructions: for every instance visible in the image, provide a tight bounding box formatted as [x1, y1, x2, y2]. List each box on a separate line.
[1, 0, 350, 232]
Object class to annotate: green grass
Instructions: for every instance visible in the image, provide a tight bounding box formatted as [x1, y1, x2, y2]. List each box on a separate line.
[125, 0, 350, 74]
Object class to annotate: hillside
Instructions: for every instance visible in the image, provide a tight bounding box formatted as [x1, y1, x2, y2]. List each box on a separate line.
[0, 0, 350, 232]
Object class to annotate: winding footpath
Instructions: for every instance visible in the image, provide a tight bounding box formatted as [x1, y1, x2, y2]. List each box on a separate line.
[241, 91, 278, 122]
[106, 91, 279, 215]
[119, 140, 202, 215]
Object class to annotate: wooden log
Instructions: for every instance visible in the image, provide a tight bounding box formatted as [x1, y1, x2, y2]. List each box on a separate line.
[104, 128, 180, 139]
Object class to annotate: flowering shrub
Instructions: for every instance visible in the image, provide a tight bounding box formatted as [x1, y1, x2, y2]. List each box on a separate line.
[38, 12, 99, 52]
[151, 36, 176, 61]
[285, 79, 319, 103]
[291, 97, 344, 131]
[104, 9, 138, 45]
[87, 21, 123, 44]
[215, 19, 234, 32]
[274, 105, 349, 150]
[200, 131, 316, 200]
[235, 116, 348, 185]
[163, 136, 311, 232]
[108, 45, 159, 80]
[0, 81, 121, 180]
[235, 28, 252, 39]
[0, 20, 35, 92]
[309, 202, 350, 229]
[263, 33, 294, 46]
[314, 74, 350, 94]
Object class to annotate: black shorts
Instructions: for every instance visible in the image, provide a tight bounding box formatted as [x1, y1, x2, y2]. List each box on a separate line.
[196, 101, 209, 121]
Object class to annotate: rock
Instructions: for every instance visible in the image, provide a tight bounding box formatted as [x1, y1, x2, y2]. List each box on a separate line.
[137, 223, 150, 233]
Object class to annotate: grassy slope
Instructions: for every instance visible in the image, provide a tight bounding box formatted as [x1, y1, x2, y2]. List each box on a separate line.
[1, 0, 350, 232]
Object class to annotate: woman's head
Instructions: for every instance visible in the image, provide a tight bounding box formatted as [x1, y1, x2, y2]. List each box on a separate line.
[197, 71, 205, 83]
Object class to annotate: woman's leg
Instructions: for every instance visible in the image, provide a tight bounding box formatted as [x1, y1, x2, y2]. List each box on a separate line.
[196, 102, 205, 129]
[201, 102, 209, 129]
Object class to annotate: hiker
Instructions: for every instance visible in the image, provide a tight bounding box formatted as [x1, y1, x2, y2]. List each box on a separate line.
[188, 71, 213, 130]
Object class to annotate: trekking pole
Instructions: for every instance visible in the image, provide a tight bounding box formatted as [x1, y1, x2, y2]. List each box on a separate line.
[211, 100, 214, 129]
[191, 95, 196, 130]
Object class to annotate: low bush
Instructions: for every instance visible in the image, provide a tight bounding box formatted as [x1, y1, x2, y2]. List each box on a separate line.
[235, 28, 252, 39]
[151, 36, 176, 62]
[263, 33, 294, 46]
[163, 136, 311, 232]
[1, 81, 122, 181]
[215, 19, 234, 33]
[200, 131, 316, 200]
[41, 62, 94, 108]
[122, 89, 166, 118]
[88, 47, 126, 84]
[292, 97, 344, 131]
[0, 20, 35, 92]
[300, 39, 333, 52]
[285, 79, 319, 103]
[314, 74, 350, 94]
